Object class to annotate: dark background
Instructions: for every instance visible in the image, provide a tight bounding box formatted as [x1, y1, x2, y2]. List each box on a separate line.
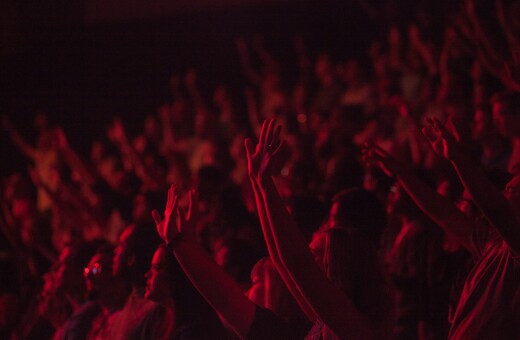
[1, 0, 443, 177]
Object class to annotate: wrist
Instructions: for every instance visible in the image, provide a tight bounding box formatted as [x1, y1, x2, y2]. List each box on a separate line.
[165, 233, 184, 252]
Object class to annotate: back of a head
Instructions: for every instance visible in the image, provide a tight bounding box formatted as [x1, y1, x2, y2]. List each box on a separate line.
[331, 188, 386, 245]
[249, 257, 303, 319]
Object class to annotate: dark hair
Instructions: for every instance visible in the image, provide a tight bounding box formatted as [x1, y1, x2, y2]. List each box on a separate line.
[157, 245, 221, 321]
[331, 188, 386, 245]
[124, 222, 162, 288]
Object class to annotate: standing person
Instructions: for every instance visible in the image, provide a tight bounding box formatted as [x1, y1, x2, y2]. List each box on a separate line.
[364, 116, 520, 338]
[152, 187, 311, 339]
[108, 222, 171, 340]
[245, 119, 390, 339]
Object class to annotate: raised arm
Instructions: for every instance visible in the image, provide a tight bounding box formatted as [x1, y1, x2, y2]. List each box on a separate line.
[244, 120, 317, 322]
[152, 186, 256, 339]
[362, 144, 475, 251]
[252, 119, 374, 339]
[422, 117, 520, 254]
[236, 38, 262, 86]
[2, 115, 37, 159]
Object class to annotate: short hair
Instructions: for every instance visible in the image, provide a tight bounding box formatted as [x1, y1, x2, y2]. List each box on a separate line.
[490, 91, 520, 115]
[331, 188, 386, 244]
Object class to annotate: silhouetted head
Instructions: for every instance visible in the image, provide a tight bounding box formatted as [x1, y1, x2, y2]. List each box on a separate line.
[113, 223, 162, 289]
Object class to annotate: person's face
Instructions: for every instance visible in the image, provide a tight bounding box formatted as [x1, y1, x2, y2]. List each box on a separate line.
[503, 174, 520, 209]
[84, 252, 112, 299]
[328, 202, 340, 227]
[54, 247, 82, 293]
[113, 226, 134, 278]
[144, 248, 170, 303]
[309, 231, 327, 270]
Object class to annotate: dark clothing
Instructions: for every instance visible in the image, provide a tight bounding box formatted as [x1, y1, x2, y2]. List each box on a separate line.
[448, 223, 520, 339]
[247, 306, 311, 340]
[58, 301, 101, 340]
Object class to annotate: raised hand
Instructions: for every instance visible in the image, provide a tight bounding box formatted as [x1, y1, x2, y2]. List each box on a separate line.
[152, 185, 180, 245]
[152, 186, 200, 247]
[244, 119, 285, 181]
[361, 144, 407, 177]
[106, 118, 127, 144]
[421, 117, 460, 160]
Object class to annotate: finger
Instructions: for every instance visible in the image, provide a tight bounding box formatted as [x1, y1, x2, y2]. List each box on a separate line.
[373, 144, 390, 157]
[166, 185, 174, 214]
[167, 185, 180, 215]
[244, 138, 254, 159]
[152, 210, 162, 226]
[258, 120, 270, 151]
[152, 210, 164, 240]
[421, 126, 436, 143]
[272, 139, 286, 157]
[187, 189, 199, 220]
[431, 117, 453, 139]
[265, 118, 277, 146]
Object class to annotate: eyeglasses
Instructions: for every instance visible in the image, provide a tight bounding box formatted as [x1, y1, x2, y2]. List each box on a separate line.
[503, 186, 520, 195]
[83, 262, 102, 279]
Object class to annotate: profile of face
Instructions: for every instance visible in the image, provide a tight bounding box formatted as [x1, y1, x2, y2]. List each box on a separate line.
[113, 225, 135, 278]
[53, 246, 84, 294]
[84, 251, 114, 300]
[246, 258, 290, 315]
[503, 174, 520, 210]
[492, 102, 520, 137]
[145, 247, 170, 303]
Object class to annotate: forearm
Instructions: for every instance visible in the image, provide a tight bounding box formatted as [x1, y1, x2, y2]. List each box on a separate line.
[173, 241, 256, 338]
[396, 170, 473, 249]
[7, 129, 35, 159]
[60, 147, 97, 186]
[258, 176, 313, 275]
[249, 175, 317, 321]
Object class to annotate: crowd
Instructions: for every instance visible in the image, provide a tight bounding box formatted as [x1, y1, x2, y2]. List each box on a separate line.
[1, 1, 520, 339]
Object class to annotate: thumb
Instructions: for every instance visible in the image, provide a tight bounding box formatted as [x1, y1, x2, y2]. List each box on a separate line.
[244, 138, 254, 157]
[152, 210, 165, 241]
[177, 207, 188, 233]
[152, 209, 162, 226]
